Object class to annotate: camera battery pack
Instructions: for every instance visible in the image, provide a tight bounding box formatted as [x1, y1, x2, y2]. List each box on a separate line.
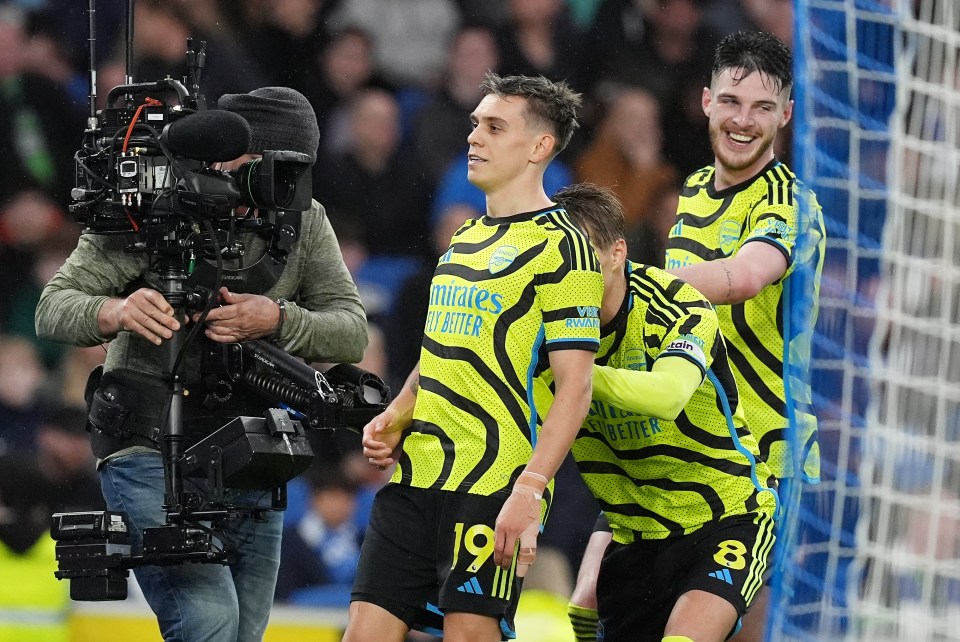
[181, 415, 314, 489]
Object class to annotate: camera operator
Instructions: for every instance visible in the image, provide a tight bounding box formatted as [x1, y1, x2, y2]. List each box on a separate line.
[35, 87, 367, 642]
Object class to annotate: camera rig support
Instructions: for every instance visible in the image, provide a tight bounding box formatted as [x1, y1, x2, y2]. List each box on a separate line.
[51, 299, 390, 601]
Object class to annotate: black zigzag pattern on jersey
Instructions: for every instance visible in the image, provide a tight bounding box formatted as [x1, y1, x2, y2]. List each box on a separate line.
[447, 217, 481, 245]
[731, 303, 784, 382]
[630, 270, 686, 322]
[596, 305, 629, 365]
[579, 463, 727, 533]
[400, 419, 458, 488]
[437, 240, 549, 283]
[672, 410, 749, 460]
[603, 505, 685, 536]
[422, 334, 533, 447]
[709, 345, 740, 415]
[540, 209, 599, 272]
[757, 427, 785, 463]
[607, 472, 729, 525]
[676, 190, 737, 228]
[726, 339, 787, 418]
[600, 499, 684, 537]
[764, 165, 796, 206]
[665, 235, 728, 261]
[578, 433, 752, 480]
[801, 429, 818, 468]
[417, 375, 503, 490]
[450, 220, 509, 253]
[493, 279, 539, 399]
[679, 167, 714, 198]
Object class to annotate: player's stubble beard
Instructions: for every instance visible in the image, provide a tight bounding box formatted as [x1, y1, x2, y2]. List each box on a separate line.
[709, 120, 777, 175]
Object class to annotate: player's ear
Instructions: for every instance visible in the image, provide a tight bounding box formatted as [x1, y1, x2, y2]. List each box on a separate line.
[702, 86, 712, 117]
[613, 238, 628, 267]
[531, 133, 556, 163]
[780, 99, 794, 128]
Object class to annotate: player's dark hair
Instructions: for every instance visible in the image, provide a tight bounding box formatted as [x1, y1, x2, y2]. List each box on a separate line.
[480, 72, 582, 155]
[712, 31, 793, 96]
[553, 182, 625, 251]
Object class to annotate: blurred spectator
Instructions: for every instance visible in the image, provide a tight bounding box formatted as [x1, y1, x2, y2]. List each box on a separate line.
[130, 0, 266, 106]
[35, 405, 104, 513]
[564, 0, 605, 31]
[0, 453, 70, 641]
[0, 188, 68, 315]
[275, 461, 363, 607]
[20, 9, 87, 106]
[314, 88, 432, 260]
[0, 5, 86, 205]
[584, 0, 716, 172]
[301, 26, 394, 159]
[43, 344, 106, 410]
[632, 187, 679, 268]
[341, 449, 392, 538]
[408, 24, 500, 193]
[230, 0, 328, 91]
[575, 85, 679, 260]
[739, 0, 794, 46]
[335, 218, 393, 321]
[327, 0, 461, 90]
[0, 335, 46, 454]
[3, 223, 79, 369]
[455, 0, 508, 28]
[14, 0, 125, 82]
[700, 0, 754, 39]
[356, 323, 388, 383]
[496, 0, 584, 87]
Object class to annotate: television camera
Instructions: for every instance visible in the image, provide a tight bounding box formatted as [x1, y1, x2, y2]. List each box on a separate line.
[50, 1, 390, 601]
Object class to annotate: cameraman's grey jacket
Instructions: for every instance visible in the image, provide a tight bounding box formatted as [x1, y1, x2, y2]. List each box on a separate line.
[36, 199, 368, 383]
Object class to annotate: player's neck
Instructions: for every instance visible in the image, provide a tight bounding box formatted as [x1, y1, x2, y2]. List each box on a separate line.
[484, 175, 553, 218]
[713, 153, 775, 191]
[601, 276, 626, 325]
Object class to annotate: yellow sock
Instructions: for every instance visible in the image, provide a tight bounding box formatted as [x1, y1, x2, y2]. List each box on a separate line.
[567, 602, 599, 642]
[662, 637, 695, 642]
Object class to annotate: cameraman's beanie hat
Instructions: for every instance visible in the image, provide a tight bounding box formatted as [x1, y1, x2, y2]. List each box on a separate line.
[218, 87, 320, 165]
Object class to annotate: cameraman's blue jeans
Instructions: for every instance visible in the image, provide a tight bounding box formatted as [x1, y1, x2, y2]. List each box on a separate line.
[99, 451, 283, 642]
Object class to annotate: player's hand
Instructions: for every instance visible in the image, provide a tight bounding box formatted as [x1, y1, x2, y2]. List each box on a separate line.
[494, 479, 543, 577]
[362, 408, 408, 469]
[197, 287, 280, 343]
[109, 287, 180, 345]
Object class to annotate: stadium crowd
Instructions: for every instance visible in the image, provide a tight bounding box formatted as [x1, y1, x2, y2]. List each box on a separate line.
[0, 0, 796, 638]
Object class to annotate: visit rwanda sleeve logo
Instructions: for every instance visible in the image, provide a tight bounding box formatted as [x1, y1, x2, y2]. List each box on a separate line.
[489, 245, 519, 273]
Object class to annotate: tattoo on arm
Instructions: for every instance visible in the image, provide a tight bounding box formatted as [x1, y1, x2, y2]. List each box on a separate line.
[722, 264, 735, 300]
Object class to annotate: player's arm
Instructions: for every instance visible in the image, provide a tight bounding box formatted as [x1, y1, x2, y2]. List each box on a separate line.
[591, 357, 704, 421]
[362, 363, 420, 467]
[494, 348, 595, 574]
[668, 241, 787, 304]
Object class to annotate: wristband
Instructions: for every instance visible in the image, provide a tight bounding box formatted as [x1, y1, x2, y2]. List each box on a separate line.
[272, 298, 288, 340]
[520, 470, 549, 486]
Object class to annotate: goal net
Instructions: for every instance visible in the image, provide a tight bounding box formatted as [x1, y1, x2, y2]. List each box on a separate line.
[785, 1, 960, 640]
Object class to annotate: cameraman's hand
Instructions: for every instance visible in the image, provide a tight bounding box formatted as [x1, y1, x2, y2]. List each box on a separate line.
[198, 287, 280, 343]
[99, 288, 180, 345]
[362, 407, 410, 469]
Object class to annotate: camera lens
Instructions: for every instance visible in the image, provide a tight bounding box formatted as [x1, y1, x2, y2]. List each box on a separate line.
[231, 151, 311, 212]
